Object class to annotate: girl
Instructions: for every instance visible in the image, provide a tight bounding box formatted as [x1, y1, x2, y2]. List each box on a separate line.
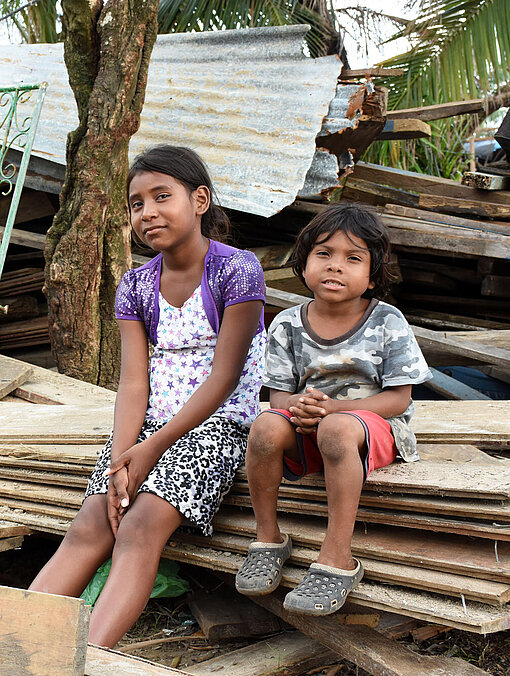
[31, 145, 266, 647]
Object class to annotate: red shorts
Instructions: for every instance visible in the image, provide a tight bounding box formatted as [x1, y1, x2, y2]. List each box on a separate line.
[265, 409, 397, 482]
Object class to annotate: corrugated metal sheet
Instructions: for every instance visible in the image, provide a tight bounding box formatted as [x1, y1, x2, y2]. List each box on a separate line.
[0, 25, 348, 217]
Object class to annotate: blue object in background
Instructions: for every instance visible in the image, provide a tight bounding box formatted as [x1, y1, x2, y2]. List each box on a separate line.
[413, 366, 510, 400]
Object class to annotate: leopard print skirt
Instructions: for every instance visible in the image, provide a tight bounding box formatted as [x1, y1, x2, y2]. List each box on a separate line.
[84, 415, 248, 536]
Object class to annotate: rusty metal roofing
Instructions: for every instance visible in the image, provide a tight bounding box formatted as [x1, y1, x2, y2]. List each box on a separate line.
[0, 25, 349, 217]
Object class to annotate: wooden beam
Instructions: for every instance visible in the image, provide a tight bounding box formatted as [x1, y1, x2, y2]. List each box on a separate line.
[0, 356, 32, 400]
[341, 67, 405, 79]
[419, 193, 510, 220]
[245, 587, 490, 676]
[377, 118, 432, 140]
[86, 645, 189, 675]
[187, 631, 335, 676]
[462, 172, 510, 191]
[411, 325, 510, 369]
[352, 162, 510, 206]
[481, 275, 510, 298]
[387, 99, 485, 122]
[0, 586, 90, 675]
[384, 203, 510, 236]
[424, 367, 492, 400]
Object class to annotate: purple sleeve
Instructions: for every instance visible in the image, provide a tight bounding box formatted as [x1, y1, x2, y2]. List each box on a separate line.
[222, 250, 266, 307]
[115, 269, 142, 320]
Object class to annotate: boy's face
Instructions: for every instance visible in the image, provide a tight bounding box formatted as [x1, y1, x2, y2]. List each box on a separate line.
[302, 229, 374, 303]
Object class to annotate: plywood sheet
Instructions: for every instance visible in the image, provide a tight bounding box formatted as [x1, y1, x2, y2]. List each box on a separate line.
[0, 403, 113, 443]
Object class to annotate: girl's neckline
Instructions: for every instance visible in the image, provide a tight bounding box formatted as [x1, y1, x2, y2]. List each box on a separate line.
[158, 239, 210, 309]
[301, 298, 379, 346]
[159, 285, 201, 310]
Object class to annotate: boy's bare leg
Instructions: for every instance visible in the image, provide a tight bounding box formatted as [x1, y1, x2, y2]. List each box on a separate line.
[315, 413, 366, 571]
[30, 495, 115, 597]
[87, 492, 182, 648]
[246, 412, 300, 544]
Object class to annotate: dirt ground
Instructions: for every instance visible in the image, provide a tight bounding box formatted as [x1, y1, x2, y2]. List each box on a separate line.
[2, 535, 510, 675]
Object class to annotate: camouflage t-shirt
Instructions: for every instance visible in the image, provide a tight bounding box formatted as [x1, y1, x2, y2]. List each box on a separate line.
[263, 299, 432, 462]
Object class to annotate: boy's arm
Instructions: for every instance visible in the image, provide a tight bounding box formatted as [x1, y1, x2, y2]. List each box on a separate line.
[269, 389, 304, 411]
[289, 385, 412, 432]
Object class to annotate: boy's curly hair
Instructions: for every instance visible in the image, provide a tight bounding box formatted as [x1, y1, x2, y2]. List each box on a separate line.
[292, 203, 393, 297]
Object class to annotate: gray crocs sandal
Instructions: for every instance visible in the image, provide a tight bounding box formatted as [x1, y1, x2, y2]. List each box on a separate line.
[235, 534, 292, 596]
[283, 559, 364, 615]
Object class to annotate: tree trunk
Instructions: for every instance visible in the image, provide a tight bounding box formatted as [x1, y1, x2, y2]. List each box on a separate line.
[44, 0, 158, 388]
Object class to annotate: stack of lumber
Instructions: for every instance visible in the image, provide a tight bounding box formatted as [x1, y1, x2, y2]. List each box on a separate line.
[1, 356, 510, 638]
[0, 264, 47, 350]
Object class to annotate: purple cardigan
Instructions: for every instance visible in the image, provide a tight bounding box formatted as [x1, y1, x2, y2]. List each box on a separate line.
[115, 240, 266, 344]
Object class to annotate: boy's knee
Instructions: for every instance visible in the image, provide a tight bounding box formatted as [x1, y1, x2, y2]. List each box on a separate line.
[317, 414, 364, 461]
[247, 412, 292, 458]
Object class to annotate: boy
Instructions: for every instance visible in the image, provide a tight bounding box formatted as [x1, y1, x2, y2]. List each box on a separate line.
[235, 204, 431, 615]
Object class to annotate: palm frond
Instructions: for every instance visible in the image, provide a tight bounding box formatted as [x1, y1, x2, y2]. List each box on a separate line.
[157, 0, 338, 56]
[366, 0, 510, 177]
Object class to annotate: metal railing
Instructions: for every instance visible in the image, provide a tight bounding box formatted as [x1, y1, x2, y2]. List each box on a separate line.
[0, 82, 47, 280]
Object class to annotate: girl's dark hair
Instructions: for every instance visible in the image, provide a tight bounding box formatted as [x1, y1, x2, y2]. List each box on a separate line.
[292, 203, 393, 297]
[127, 145, 230, 242]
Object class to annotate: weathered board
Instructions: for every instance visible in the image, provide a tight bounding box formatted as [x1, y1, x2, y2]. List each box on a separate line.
[0, 403, 113, 443]
[0, 586, 89, 675]
[0, 356, 32, 400]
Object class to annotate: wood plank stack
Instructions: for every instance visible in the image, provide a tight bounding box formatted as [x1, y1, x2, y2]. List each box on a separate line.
[0, 356, 510, 638]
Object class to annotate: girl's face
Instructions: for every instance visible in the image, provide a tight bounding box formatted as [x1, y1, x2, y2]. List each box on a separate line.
[303, 229, 374, 304]
[128, 170, 209, 252]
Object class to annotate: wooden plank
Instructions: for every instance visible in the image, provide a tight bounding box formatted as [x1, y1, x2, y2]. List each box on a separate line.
[223, 494, 510, 541]
[412, 325, 510, 369]
[0, 225, 45, 250]
[0, 354, 116, 406]
[0, 586, 90, 675]
[246, 588, 491, 675]
[0, 356, 32, 400]
[0, 403, 113, 443]
[230, 480, 510, 522]
[210, 510, 510, 584]
[425, 367, 492, 400]
[352, 161, 510, 206]
[0, 443, 99, 465]
[265, 286, 309, 309]
[386, 99, 485, 122]
[384, 203, 510, 235]
[419, 193, 510, 220]
[462, 172, 510, 191]
[341, 67, 405, 78]
[86, 645, 189, 675]
[0, 519, 31, 537]
[165, 545, 510, 634]
[177, 531, 510, 605]
[187, 585, 281, 640]
[186, 631, 335, 676]
[342, 177, 419, 208]
[482, 275, 510, 298]
[238, 453, 510, 499]
[0, 535, 24, 552]
[250, 244, 294, 270]
[378, 118, 431, 140]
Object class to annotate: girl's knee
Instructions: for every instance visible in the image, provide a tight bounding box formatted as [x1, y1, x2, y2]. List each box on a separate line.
[248, 412, 293, 458]
[65, 499, 111, 548]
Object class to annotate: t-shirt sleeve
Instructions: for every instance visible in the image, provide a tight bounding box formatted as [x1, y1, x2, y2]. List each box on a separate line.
[381, 311, 432, 387]
[115, 269, 142, 321]
[262, 313, 300, 393]
[222, 250, 266, 307]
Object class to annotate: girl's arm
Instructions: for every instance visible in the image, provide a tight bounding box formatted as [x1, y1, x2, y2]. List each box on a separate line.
[107, 319, 150, 534]
[106, 300, 263, 498]
[110, 319, 150, 459]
